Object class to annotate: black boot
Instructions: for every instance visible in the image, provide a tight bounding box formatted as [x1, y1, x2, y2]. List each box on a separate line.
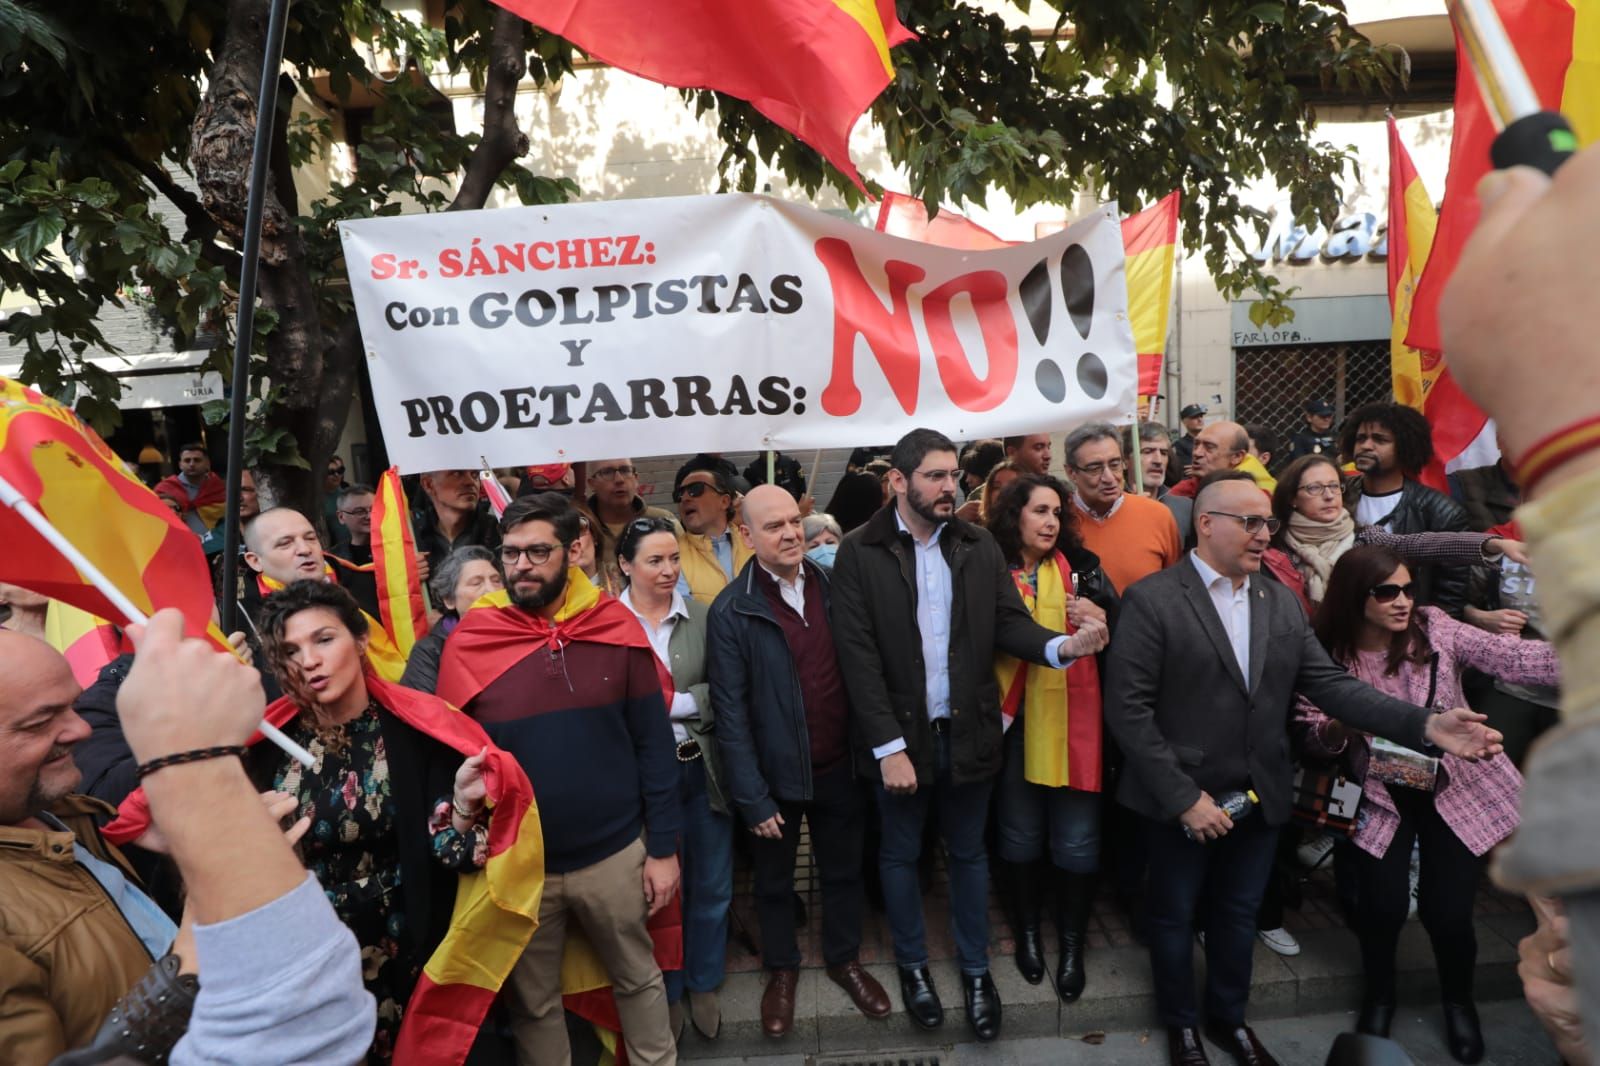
[1355, 997, 1395, 1038]
[1006, 861, 1046, 985]
[1443, 1001, 1484, 1063]
[1054, 869, 1095, 1003]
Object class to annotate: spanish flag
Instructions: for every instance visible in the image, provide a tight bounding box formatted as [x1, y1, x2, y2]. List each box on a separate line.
[103, 675, 544, 1066]
[0, 378, 218, 639]
[370, 467, 430, 657]
[1402, 0, 1596, 480]
[875, 190, 1180, 398]
[490, 0, 914, 190]
[43, 600, 125, 687]
[1386, 116, 1440, 412]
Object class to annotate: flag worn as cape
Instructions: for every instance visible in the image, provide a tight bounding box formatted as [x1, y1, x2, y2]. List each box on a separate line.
[257, 569, 409, 681]
[434, 572, 681, 1049]
[370, 467, 430, 656]
[491, 0, 913, 191]
[153, 471, 227, 530]
[0, 378, 219, 641]
[102, 675, 543, 1066]
[994, 552, 1103, 791]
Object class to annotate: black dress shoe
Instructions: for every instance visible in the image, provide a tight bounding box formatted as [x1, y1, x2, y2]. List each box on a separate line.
[962, 971, 1002, 1042]
[1014, 924, 1046, 984]
[897, 966, 943, 1030]
[1355, 998, 1395, 1038]
[1203, 1021, 1281, 1066]
[1443, 1001, 1485, 1064]
[1168, 1026, 1211, 1066]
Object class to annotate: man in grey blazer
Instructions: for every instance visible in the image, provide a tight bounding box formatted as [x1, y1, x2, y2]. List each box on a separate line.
[1103, 474, 1504, 1066]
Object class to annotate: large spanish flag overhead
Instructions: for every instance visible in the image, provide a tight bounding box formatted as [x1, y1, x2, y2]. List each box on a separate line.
[1401, 0, 1596, 480]
[370, 467, 430, 657]
[1386, 116, 1440, 413]
[493, 0, 913, 190]
[875, 190, 1180, 398]
[0, 378, 218, 639]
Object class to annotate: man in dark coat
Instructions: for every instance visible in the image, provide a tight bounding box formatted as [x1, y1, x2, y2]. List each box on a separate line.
[830, 428, 1108, 1042]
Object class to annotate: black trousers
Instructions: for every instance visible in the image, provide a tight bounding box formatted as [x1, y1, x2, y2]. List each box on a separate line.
[1350, 785, 1483, 1003]
[750, 760, 865, 970]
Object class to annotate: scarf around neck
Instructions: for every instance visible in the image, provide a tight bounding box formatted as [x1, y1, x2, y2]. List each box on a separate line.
[1283, 508, 1356, 604]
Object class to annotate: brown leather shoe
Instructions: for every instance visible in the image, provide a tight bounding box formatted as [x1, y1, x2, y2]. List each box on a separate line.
[1169, 1026, 1211, 1066]
[826, 960, 892, 1019]
[1203, 1021, 1281, 1066]
[761, 969, 799, 1038]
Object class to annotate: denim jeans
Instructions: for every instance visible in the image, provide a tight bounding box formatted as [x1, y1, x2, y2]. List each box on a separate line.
[876, 730, 995, 975]
[663, 756, 733, 999]
[994, 710, 1102, 873]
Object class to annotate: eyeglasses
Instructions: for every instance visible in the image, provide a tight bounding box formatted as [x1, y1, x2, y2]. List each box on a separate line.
[1297, 482, 1343, 498]
[1071, 459, 1126, 478]
[501, 543, 562, 566]
[337, 506, 372, 518]
[593, 465, 635, 480]
[673, 482, 719, 503]
[1369, 582, 1416, 604]
[327, 466, 345, 476]
[1204, 511, 1281, 535]
[914, 468, 963, 485]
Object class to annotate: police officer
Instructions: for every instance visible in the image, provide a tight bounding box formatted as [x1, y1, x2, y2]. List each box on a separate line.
[1169, 403, 1207, 482]
[1286, 398, 1338, 462]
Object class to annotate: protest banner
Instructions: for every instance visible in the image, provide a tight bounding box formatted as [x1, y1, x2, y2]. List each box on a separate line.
[339, 194, 1137, 471]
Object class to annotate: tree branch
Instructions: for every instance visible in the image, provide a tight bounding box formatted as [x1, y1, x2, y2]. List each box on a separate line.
[448, 6, 528, 212]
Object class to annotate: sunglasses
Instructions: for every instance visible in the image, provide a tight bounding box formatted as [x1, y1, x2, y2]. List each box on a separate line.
[673, 481, 720, 503]
[1368, 583, 1416, 604]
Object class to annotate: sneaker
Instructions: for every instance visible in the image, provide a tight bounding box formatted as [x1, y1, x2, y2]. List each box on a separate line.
[1258, 927, 1301, 956]
[1297, 835, 1335, 870]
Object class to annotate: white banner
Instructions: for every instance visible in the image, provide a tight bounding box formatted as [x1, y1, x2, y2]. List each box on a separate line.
[340, 194, 1136, 472]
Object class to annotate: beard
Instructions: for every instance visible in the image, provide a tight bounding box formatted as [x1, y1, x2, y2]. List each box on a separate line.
[509, 552, 570, 610]
[1353, 453, 1384, 474]
[22, 745, 78, 815]
[907, 480, 956, 526]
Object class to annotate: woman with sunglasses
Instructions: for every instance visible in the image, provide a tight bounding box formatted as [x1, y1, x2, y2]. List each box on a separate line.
[1272, 455, 1520, 610]
[615, 515, 731, 1041]
[985, 474, 1117, 1001]
[1296, 545, 1558, 1062]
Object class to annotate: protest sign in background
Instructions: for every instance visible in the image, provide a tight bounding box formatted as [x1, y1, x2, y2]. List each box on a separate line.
[340, 194, 1137, 472]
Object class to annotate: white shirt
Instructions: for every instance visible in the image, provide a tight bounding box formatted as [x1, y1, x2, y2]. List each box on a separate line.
[1356, 488, 1403, 528]
[1190, 549, 1251, 682]
[1072, 490, 1126, 523]
[758, 560, 807, 618]
[619, 586, 699, 743]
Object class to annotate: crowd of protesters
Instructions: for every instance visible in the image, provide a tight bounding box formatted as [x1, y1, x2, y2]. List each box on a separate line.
[5, 394, 1564, 1066]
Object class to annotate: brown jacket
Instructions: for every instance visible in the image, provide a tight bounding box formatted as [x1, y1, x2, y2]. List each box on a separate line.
[0, 795, 155, 1064]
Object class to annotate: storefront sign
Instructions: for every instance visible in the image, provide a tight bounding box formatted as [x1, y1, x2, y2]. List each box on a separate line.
[1230, 295, 1392, 347]
[1250, 209, 1389, 264]
[114, 370, 225, 410]
[340, 193, 1137, 471]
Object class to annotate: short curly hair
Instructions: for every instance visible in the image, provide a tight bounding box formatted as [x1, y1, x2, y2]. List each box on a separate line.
[1339, 403, 1434, 477]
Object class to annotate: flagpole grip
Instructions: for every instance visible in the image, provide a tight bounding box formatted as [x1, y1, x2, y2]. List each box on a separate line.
[1491, 111, 1577, 176]
[0, 472, 314, 769]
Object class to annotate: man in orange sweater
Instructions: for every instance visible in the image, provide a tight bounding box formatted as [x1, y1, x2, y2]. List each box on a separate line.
[1063, 423, 1182, 596]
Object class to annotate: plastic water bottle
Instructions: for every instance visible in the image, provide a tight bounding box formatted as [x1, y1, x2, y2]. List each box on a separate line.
[1184, 789, 1259, 842]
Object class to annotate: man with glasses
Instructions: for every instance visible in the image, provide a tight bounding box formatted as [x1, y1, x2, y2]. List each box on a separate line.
[587, 458, 677, 579]
[1103, 472, 1505, 1066]
[414, 468, 501, 577]
[673, 458, 752, 605]
[437, 495, 682, 1066]
[326, 484, 380, 617]
[831, 428, 1109, 1042]
[1063, 423, 1182, 597]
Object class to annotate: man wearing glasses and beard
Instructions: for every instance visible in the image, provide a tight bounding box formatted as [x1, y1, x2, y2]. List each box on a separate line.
[436, 496, 683, 1066]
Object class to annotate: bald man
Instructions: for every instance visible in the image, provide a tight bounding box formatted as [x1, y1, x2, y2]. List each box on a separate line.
[1103, 474, 1506, 1066]
[706, 485, 891, 1036]
[1165, 422, 1276, 543]
[0, 631, 178, 1061]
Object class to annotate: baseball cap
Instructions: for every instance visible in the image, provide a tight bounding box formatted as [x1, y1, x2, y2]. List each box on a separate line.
[1304, 398, 1334, 416]
[1180, 403, 1207, 419]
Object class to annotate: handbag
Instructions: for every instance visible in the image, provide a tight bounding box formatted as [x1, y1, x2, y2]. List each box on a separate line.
[1289, 762, 1363, 836]
[1365, 653, 1442, 793]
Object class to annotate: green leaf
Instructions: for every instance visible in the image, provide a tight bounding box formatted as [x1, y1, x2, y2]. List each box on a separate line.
[10, 212, 64, 259]
[1248, 3, 1285, 25]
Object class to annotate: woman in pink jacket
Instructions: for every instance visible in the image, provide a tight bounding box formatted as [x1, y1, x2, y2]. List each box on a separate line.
[1296, 545, 1558, 1064]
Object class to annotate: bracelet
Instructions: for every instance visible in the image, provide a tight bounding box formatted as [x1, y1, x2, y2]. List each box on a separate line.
[1515, 414, 1600, 496]
[136, 746, 248, 779]
[451, 799, 484, 821]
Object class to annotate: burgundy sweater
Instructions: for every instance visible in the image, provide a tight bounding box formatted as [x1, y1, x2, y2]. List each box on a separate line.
[756, 566, 850, 773]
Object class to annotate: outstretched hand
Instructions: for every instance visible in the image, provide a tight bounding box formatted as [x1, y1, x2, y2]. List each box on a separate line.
[1424, 707, 1504, 761]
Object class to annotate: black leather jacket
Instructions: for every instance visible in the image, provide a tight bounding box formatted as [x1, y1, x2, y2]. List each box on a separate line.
[1344, 478, 1472, 615]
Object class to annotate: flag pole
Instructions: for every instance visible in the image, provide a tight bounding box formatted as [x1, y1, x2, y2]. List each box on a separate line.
[219, 0, 293, 635]
[0, 472, 314, 768]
